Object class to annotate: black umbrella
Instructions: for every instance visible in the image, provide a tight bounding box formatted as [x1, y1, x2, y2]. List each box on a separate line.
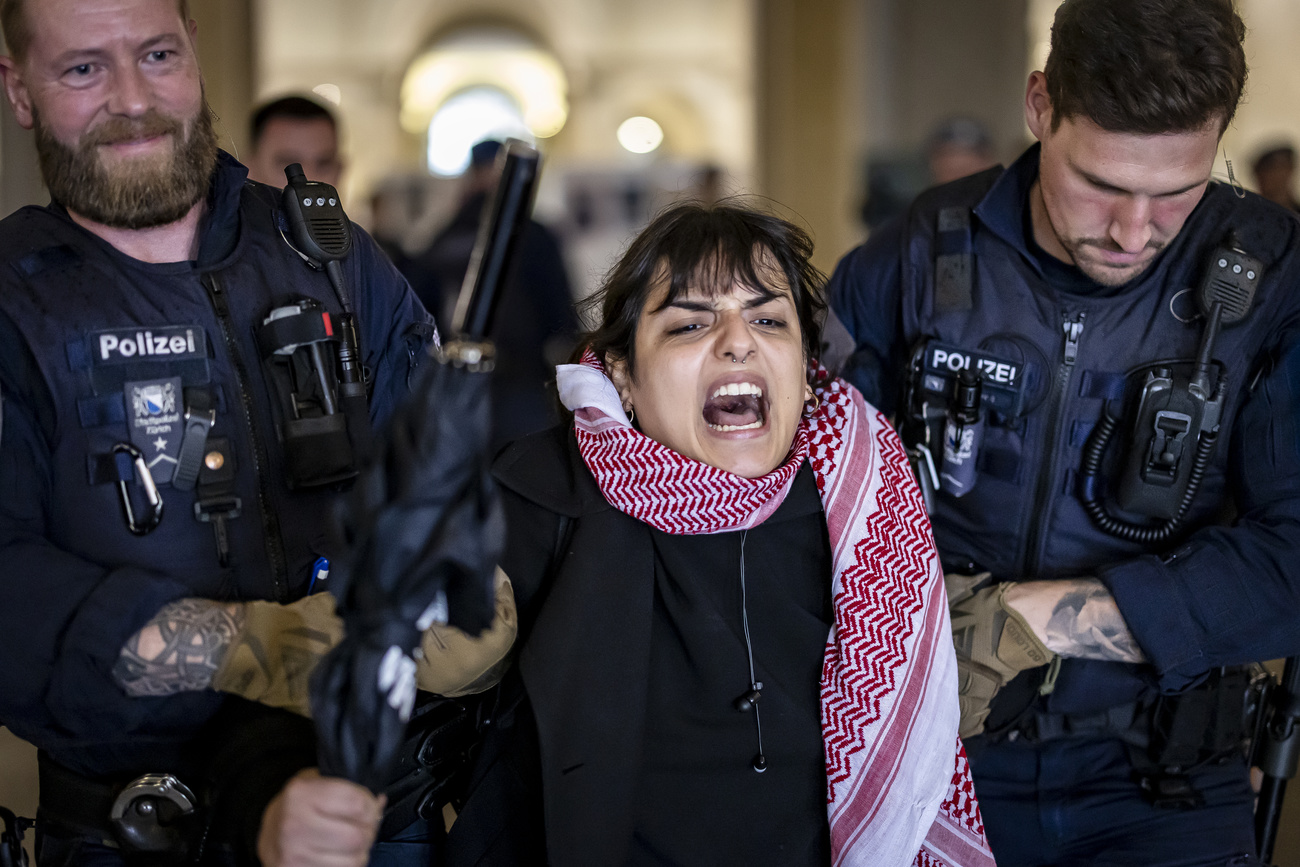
[309, 141, 543, 792]
[1255, 656, 1300, 865]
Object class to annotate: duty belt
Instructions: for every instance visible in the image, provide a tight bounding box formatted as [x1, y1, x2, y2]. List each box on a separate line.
[37, 752, 200, 865]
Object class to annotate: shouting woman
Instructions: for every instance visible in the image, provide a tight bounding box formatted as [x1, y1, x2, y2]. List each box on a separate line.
[446, 203, 996, 867]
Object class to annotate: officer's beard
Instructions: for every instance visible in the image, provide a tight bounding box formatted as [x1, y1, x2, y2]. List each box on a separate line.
[34, 100, 219, 230]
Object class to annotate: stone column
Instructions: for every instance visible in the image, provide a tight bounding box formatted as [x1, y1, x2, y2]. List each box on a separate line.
[190, 0, 257, 160]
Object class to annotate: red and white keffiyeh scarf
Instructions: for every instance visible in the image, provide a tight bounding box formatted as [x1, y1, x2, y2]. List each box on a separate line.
[556, 351, 995, 867]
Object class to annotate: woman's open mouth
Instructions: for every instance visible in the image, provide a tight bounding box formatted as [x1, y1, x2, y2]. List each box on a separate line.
[703, 381, 766, 432]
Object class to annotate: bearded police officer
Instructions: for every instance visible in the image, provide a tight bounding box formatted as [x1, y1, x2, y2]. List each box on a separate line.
[0, 0, 445, 863]
[828, 1, 1300, 864]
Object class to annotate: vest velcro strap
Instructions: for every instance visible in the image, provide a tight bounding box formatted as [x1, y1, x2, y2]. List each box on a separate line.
[935, 207, 973, 314]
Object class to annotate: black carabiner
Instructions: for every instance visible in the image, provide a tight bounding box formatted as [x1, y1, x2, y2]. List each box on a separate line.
[112, 442, 164, 535]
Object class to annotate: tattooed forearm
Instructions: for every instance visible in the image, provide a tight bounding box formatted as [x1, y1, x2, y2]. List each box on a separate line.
[113, 598, 246, 696]
[1004, 578, 1146, 664]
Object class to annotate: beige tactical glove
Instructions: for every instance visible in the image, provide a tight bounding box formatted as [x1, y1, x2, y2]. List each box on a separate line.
[945, 572, 1056, 739]
[211, 591, 343, 717]
[212, 570, 518, 716]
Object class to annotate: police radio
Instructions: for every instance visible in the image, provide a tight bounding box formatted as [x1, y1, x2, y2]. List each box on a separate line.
[1079, 236, 1260, 543]
[261, 164, 372, 489]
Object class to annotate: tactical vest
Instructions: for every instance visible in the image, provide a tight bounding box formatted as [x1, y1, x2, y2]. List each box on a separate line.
[895, 168, 1300, 712]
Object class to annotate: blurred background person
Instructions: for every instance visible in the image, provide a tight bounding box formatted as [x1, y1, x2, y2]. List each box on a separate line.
[925, 116, 998, 185]
[246, 95, 344, 188]
[403, 140, 577, 450]
[1251, 143, 1300, 213]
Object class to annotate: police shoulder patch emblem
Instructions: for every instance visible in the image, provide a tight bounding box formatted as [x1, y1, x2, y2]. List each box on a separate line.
[125, 377, 184, 472]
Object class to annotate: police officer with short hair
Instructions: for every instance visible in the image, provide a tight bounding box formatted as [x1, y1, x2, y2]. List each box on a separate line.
[0, 0, 444, 863]
[829, 1, 1300, 864]
[246, 94, 344, 189]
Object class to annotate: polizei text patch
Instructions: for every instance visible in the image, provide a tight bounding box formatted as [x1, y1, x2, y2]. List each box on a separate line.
[92, 326, 204, 364]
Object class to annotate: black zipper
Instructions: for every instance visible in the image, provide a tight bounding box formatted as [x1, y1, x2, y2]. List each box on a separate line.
[1021, 310, 1085, 579]
[203, 272, 289, 600]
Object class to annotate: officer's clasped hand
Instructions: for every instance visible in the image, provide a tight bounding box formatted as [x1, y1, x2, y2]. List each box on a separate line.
[211, 575, 520, 717]
[945, 572, 1057, 739]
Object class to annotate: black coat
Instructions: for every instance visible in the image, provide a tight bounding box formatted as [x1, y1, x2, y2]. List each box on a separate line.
[447, 425, 832, 865]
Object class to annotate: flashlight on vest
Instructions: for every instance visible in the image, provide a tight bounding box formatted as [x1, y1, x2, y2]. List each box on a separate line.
[940, 369, 983, 497]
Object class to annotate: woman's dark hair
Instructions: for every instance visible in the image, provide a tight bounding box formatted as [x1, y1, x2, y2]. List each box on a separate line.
[1044, 0, 1247, 134]
[580, 201, 827, 382]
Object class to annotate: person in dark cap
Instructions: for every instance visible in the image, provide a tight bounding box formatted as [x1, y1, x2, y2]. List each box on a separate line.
[1251, 144, 1300, 213]
[403, 139, 578, 450]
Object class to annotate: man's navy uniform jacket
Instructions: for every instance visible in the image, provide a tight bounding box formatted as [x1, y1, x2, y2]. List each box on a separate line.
[828, 144, 1300, 717]
[0, 152, 436, 780]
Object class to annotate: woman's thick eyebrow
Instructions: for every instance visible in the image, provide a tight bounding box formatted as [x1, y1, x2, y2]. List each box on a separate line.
[661, 287, 784, 313]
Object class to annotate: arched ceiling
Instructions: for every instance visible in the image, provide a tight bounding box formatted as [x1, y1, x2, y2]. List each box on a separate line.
[254, 0, 756, 198]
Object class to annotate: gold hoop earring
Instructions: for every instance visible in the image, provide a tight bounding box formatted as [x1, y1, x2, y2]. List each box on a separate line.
[803, 392, 821, 417]
[625, 405, 635, 423]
